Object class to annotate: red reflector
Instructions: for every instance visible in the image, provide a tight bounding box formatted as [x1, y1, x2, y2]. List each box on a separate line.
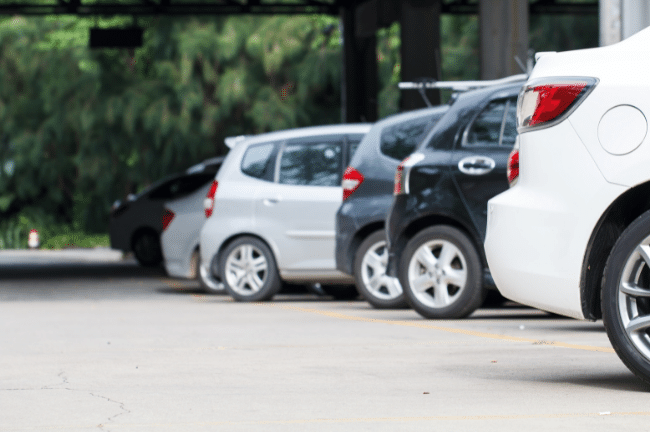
[162, 209, 175, 231]
[507, 149, 519, 186]
[204, 180, 218, 218]
[342, 166, 364, 201]
[529, 84, 586, 126]
[393, 165, 404, 195]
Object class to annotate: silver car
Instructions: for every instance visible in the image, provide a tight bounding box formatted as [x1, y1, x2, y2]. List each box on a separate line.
[199, 124, 371, 301]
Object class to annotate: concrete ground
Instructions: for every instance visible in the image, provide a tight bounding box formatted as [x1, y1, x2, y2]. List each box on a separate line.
[1, 250, 649, 431]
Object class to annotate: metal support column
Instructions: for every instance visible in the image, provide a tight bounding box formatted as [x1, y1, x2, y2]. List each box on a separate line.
[479, 0, 528, 79]
[341, 4, 378, 123]
[400, 0, 441, 110]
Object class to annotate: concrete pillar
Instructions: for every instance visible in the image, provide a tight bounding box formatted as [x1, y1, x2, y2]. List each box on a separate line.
[479, 0, 528, 79]
[622, 0, 650, 39]
[600, 0, 622, 45]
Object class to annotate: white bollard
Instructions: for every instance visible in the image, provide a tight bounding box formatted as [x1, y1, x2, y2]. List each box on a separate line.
[28, 229, 40, 249]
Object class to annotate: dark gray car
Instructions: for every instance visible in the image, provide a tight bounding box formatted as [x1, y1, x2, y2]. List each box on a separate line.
[109, 157, 224, 266]
[335, 106, 449, 308]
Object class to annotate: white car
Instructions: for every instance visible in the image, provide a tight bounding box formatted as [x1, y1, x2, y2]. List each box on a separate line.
[485, 27, 650, 385]
[160, 156, 225, 291]
[199, 124, 371, 302]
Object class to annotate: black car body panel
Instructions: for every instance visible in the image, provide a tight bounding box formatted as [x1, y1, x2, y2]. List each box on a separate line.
[335, 106, 449, 275]
[109, 157, 224, 253]
[385, 82, 522, 278]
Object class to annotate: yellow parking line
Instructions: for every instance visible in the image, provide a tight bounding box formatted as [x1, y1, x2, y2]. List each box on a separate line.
[272, 305, 615, 354]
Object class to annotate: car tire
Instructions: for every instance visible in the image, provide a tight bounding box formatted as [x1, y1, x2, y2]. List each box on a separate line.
[399, 225, 485, 319]
[602, 210, 650, 387]
[198, 251, 226, 294]
[132, 230, 163, 267]
[354, 230, 407, 309]
[220, 236, 281, 302]
[321, 284, 359, 300]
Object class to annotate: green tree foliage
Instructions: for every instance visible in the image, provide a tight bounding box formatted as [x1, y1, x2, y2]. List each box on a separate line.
[0, 11, 599, 247]
[0, 14, 343, 241]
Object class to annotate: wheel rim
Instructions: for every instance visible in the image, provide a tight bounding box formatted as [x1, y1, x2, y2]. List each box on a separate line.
[618, 235, 650, 361]
[199, 262, 224, 291]
[225, 244, 269, 296]
[361, 240, 402, 300]
[407, 239, 467, 309]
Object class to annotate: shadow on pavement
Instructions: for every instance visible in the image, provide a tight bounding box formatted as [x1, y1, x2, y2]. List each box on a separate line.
[0, 262, 166, 280]
[540, 371, 650, 393]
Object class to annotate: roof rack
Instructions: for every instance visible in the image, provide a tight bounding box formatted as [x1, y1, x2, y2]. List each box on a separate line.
[398, 73, 528, 92]
[398, 73, 528, 107]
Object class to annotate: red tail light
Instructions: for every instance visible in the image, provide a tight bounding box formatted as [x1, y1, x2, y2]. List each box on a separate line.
[518, 77, 597, 131]
[342, 166, 364, 201]
[204, 180, 218, 218]
[507, 147, 519, 187]
[162, 209, 175, 231]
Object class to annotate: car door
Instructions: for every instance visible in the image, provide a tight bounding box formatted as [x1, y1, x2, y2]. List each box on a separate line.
[254, 135, 345, 272]
[451, 96, 518, 240]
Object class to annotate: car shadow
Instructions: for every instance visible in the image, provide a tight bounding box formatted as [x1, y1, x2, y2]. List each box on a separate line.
[538, 372, 650, 392]
[0, 262, 166, 280]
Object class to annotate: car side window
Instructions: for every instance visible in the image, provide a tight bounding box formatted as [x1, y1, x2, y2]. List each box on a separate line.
[241, 143, 276, 180]
[279, 138, 343, 187]
[380, 116, 433, 161]
[149, 173, 215, 200]
[464, 97, 518, 147]
[500, 99, 518, 148]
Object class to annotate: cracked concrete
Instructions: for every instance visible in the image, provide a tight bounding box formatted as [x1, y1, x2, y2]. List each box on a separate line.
[2, 259, 650, 432]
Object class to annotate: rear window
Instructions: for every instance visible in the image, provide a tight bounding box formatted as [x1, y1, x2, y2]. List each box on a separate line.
[241, 143, 276, 180]
[149, 173, 215, 200]
[380, 116, 435, 161]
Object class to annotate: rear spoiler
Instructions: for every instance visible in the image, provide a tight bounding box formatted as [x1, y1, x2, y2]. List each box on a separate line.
[224, 135, 249, 149]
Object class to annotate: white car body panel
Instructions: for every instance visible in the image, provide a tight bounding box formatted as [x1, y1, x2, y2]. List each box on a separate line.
[528, 30, 650, 187]
[161, 181, 213, 279]
[485, 122, 627, 318]
[485, 28, 650, 319]
[200, 124, 370, 285]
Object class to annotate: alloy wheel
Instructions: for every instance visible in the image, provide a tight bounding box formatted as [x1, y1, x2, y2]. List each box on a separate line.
[224, 244, 269, 296]
[407, 239, 468, 309]
[617, 235, 650, 361]
[360, 240, 402, 300]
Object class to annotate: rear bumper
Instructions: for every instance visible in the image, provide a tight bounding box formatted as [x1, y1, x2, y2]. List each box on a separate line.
[484, 122, 627, 319]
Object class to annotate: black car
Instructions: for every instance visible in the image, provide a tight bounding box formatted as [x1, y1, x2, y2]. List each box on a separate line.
[386, 81, 522, 319]
[109, 157, 224, 266]
[335, 105, 449, 308]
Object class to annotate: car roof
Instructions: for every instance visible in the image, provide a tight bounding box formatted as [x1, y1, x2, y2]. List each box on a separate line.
[375, 105, 450, 129]
[235, 123, 372, 148]
[186, 156, 225, 174]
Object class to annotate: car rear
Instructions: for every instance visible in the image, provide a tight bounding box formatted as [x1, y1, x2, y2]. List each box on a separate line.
[484, 41, 646, 318]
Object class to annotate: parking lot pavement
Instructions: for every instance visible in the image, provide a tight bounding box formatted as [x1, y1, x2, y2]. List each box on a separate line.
[1, 256, 650, 432]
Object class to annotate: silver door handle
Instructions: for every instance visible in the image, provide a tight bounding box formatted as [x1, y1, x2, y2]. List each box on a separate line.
[458, 156, 495, 175]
